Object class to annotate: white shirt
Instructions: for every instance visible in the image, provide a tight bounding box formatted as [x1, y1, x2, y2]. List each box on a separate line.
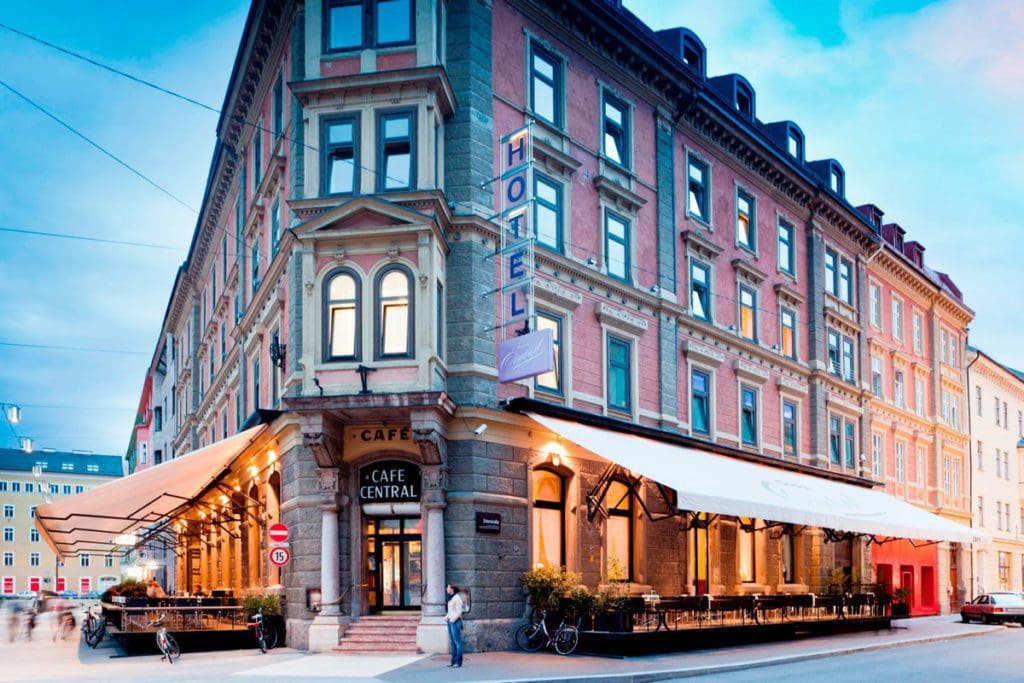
[446, 593, 464, 623]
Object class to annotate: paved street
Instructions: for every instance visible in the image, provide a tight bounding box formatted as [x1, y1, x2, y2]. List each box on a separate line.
[0, 610, 1019, 683]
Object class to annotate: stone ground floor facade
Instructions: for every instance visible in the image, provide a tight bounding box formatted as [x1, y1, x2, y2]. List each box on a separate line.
[243, 395, 968, 653]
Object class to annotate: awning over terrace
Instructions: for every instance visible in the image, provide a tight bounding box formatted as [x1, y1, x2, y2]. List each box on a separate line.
[35, 425, 267, 561]
[528, 413, 985, 545]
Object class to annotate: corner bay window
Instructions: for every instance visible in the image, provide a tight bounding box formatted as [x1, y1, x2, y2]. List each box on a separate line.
[376, 267, 412, 358]
[325, 269, 360, 361]
[379, 112, 415, 191]
[326, 0, 413, 52]
[323, 116, 358, 195]
[532, 469, 565, 568]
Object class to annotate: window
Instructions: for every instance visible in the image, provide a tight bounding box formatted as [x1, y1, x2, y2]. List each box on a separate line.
[977, 441, 984, 471]
[29, 553, 39, 567]
[782, 401, 797, 456]
[828, 330, 841, 375]
[378, 111, 415, 191]
[322, 115, 359, 195]
[532, 469, 565, 568]
[777, 219, 794, 275]
[534, 174, 563, 252]
[251, 241, 260, 294]
[891, 298, 903, 341]
[687, 156, 709, 223]
[838, 260, 851, 304]
[221, 325, 227, 362]
[740, 386, 758, 446]
[978, 495, 985, 526]
[894, 370, 905, 408]
[951, 395, 960, 429]
[605, 480, 633, 581]
[24, 483, 33, 494]
[976, 386, 983, 416]
[3, 505, 12, 519]
[2, 528, 11, 542]
[824, 249, 836, 296]
[844, 421, 856, 468]
[601, 93, 630, 167]
[915, 378, 925, 417]
[787, 130, 802, 159]
[376, 267, 413, 358]
[916, 446, 926, 486]
[691, 368, 711, 436]
[830, 167, 843, 195]
[29, 506, 35, 518]
[105, 554, 114, 568]
[736, 191, 755, 252]
[871, 356, 883, 397]
[841, 337, 855, 383]
[325, 0, 413, 51]
[690, 260, 712, 321]
[869, 284, 881, 327]
[272, 72, 284, 139]
[9, 482, 17, 493]
[2, 553, 11, 567]
[252, 359, 261, 411]
[62, 485, 71, 495]
[780, 307, 796, 359]
[739, 519, 756, 582]
[995, 396, 1001, 426]
[1000, 553, 1011, 587]
[154, 406, 163, 432]
[739, 285, 757, 341]
[872, 433, 883, 477]
[824, 248, 853, 304]
[606, 335, 631, 413]
[829, 415, 841, 464]
[895, 442, 905, 483]
[325, 269, 360, 361]
[1003, 402, 1008, 430]
[253, 120, 262, 190]
[535, 312, 563, 394]
[604, 211, 630, 282]
[912, 313, 922, 352]
[271, 196, 282, 258]
[781, 530, 796, 583]
[529, 43, 562, 127]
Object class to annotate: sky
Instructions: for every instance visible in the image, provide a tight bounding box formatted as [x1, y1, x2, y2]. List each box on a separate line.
[0, 0, 1021, 456]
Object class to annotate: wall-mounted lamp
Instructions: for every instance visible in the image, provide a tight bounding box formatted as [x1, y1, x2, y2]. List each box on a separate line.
[21, 437, 33, 454]
[248, 465, 259, 478]
[649, 285, 659, 294]
[5, 405, 21, 425]
[551, 454, 561, 468]
[267, 449, 278, 462]
[586, 256, 597, 266]
[473, 423, 488, 436]
[269, 338, 287, 369]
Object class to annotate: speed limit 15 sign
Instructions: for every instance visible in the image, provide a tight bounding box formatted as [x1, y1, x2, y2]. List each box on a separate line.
[269, 546, 291, 566]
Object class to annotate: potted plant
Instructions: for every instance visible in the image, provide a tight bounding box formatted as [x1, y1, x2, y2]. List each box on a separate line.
[891, 587, 911, 617]
[242, 592, 285, 644]
[520, 565, 579, 614]
[565, 585, 596, 630]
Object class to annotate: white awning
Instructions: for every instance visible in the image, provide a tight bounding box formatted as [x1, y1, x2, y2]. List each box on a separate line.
[528, 413, 985, 544]
[35, 425, 267, 560]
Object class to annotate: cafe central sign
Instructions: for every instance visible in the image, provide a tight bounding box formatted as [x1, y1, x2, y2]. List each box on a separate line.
[359, 460, 421, 503]
[343, 424, 419, 461]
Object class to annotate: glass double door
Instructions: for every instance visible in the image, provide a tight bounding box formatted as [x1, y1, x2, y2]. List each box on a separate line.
[366, 517, 422, 612]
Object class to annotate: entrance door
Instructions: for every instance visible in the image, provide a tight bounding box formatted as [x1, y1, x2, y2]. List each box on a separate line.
[367, 517, 422, 612]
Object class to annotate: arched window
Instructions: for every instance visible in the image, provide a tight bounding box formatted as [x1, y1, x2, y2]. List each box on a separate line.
[324, 269, 360, 361]
[375, 266, 413, 358]
[532, 469, 564, 568]
[605, 480, 633, 581]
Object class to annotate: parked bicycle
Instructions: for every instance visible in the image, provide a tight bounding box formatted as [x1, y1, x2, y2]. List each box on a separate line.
[81, 604, 105, 648]
[148, 614, 180, 663]
[247, 607, 277, 653]
[53, 605, 75, 641]
[514, 609, 580, 655]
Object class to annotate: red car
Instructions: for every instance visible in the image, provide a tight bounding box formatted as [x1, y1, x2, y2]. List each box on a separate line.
[961, 592, 1024, 624]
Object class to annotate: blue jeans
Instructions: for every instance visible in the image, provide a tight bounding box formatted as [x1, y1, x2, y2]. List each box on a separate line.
[447, 619, 463, 666]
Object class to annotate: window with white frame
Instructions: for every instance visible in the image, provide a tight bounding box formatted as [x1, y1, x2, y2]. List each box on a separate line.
[324, 268, 360, 362]
[535, 311, 563, 394]
[841, 337, 855, 383]
[29, 528, 38, 543]
[777, 219, 794, 275]
[780, 307, 796, 359]
[869, 283, 881, 327]
[943, 457, 951, 495]
[80, 554, 90, 568]
[977, 440, 984, 471]
[976, 386, 983, 416]
[375, 266, 413, 358]
[894, 370, 905, 408]
[604, 210, 630, 282]
[912, 312, 922, 352]
[601, 92, 630, 168]
[322, 114, 359, 195]
[690, 260, 712, 321]
[691, 368, 711, 436]
[871, 356, 883, 397]
[844, 421, 856, 468]
[940, 329, 948, 363]
[687, 155, 709, 224]
[914, 377, 925, 417]
[740, 385, 758, 446]
[2, 505, 12, 519]
[995, 396, 1001, 426]
[739, 285, 758, 341]
[29, 553, 39, 567]
[782, 401, 797, 456]
[916, 446, 926, 487]
[2, 553, 11, 567]
[606, 335, 632, 413]
[872, 433, 883, 477]
[829, 415, 841, 464]
[891, 297, 903, 341]
[529, 42, 563, 128]
[378, 110, 415, 191]
[838, 259, 852, 304]
[2, 528, 11, 542]
[534, 173, 563, 253]
[895, 442, 905, 483]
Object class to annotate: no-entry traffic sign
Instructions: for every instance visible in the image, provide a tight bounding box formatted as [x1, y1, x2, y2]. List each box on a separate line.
[269, 546, 290, 566]
[268, 522, 289, 544]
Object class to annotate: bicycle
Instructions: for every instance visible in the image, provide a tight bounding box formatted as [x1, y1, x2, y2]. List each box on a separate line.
[514, 609, 580, 655]
[247, 608, 277, 653]
[53, 607, 75, 641]
[81, 604, 106, 648]
[148, 614, 180, 663]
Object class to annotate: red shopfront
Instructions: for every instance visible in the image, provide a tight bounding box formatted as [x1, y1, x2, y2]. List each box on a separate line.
[873, 541, 939, 616]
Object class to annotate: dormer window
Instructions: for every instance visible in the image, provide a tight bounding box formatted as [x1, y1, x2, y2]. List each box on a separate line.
[683, 42, 703, 75]
[736, 84, 753, 118]
[894, 232, 904, 251]
[787, 130, 803, 160]
[830, 167, 844, 196]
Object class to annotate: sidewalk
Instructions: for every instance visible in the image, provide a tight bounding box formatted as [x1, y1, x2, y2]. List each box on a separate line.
[367, 615, 1003, 683]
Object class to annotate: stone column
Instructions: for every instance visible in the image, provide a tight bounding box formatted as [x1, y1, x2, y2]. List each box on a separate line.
[418, 464, 449, 653]
[308, 467, 350, 651]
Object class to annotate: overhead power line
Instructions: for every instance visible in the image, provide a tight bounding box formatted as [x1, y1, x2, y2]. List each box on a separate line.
[0, 79, 198, 214]
[0, 226, 184, 251]
[0, 341, 149, 356]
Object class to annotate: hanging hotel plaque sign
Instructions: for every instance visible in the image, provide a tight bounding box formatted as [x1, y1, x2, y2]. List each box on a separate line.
[359, 460, 421, 503]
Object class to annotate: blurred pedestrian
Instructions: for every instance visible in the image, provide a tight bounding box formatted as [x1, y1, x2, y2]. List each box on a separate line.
[445, 583, 464, 668]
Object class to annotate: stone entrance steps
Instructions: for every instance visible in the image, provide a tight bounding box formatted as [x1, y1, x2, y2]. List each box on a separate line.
[335, 614, 420, 654]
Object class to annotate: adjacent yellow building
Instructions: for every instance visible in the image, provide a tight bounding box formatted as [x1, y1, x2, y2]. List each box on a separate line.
[0, 448, 124, 596]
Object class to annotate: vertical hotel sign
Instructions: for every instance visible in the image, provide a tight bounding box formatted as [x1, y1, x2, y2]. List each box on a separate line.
[493, 124, 555, 383]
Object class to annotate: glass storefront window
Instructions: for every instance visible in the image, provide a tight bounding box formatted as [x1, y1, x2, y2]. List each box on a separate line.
[532, 469, 564, 568]
[606, 480, 632, 581]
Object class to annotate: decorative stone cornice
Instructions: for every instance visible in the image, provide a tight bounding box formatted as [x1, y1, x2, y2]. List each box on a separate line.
[593, 175, 647, 214]
[535, 277, 583, 310]
[774, 282, 805, 307]
[533, 136, 582, 178]
[682, 340, 725, 367]
[777, 376, 808, 395]
[595, 301, 649, 336]
[732, 258, 767, 286]
[734, 359, 770, 384]
[681, 230, 723, 261]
